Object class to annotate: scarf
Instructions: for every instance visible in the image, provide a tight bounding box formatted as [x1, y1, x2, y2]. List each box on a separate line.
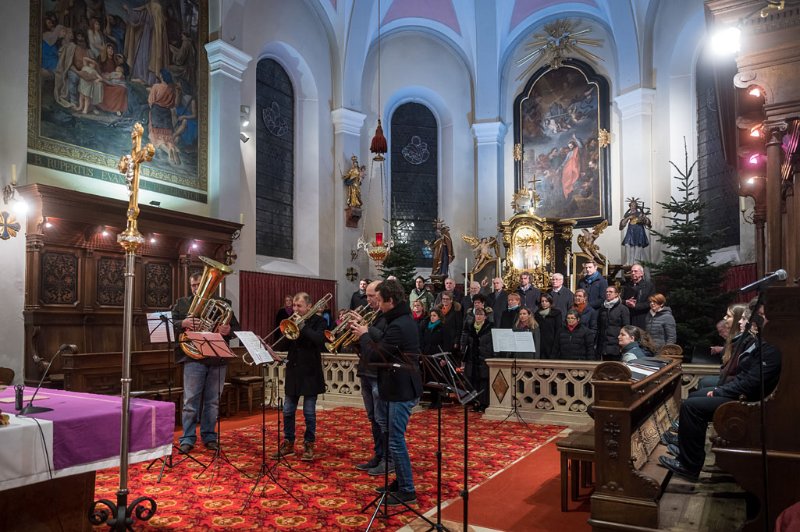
[539, 308, 551, 317]
[603, 298, 619, 309]
[474, 321, 484, 333]
[427, 320, 440, 331]
[567, 322, 578, 332]
[575, 302, 586, 313]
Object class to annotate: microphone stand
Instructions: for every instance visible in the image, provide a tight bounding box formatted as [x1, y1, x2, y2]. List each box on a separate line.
[19, 344, 76, 415]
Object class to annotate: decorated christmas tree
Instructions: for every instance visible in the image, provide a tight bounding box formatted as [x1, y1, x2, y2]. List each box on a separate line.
[379, 242, 417, 295]
[647, 140, 732, 353]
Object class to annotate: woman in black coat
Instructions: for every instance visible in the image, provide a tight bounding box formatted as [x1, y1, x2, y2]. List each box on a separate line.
[461, 307, 494, 412]
[555, 310, 596, 360]
[420, 307, 446, 407]
[534, 293, 562, 359]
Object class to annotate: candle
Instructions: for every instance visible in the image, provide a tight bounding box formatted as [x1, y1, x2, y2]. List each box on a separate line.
[739, 196, 746, 212]
[239, 212, 244, 224]
[465, 257, 469, 293]
[11, 164, 16, 185]
[375, 232, 383, 245]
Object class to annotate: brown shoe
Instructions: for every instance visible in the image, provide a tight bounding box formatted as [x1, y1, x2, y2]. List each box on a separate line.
[271, 440, 295, 459]
[300, 441, 315, 461]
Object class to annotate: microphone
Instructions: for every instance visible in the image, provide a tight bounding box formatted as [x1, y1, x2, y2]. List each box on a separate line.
[739, 269, 788, 293]
[19, 344, 77, 416]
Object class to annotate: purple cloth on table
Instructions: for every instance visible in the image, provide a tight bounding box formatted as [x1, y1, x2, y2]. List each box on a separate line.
[0, 388, 174, 470]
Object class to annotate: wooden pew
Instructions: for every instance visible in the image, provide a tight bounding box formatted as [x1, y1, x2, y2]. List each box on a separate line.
[588, 358, 682, 531]
[712, 286, 800, 532]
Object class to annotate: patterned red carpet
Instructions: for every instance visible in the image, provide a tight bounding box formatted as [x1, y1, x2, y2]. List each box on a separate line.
[94, 406, 563, 529]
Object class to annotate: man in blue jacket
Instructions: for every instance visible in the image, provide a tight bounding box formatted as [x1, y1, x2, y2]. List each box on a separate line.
[578, 260, 608, 311]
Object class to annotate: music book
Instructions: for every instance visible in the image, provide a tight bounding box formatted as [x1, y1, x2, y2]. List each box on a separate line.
[146, 311, 174, 343]
[183, 331, 235, 358]
[490, 329, 536, 353]
[234, 331, 275, 365]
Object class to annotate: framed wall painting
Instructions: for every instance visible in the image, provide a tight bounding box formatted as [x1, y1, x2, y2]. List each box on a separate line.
[513, 59, 610, 227]
[28, 0, 208, 202]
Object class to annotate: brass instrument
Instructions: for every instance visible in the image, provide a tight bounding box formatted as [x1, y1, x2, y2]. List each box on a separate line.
[179, 256, 234, 360]
[325, 307, 378, 353]
[324, 305, 365, 342]
[260, 293, 333, 349]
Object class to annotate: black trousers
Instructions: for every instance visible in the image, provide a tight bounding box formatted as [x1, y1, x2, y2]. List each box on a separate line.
[677, 386, 734, 472]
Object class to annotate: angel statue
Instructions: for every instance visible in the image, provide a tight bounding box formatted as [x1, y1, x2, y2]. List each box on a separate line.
[425, 220, 455, 277]
[619, 197, 652, 265]
[462, 234, 500, 274]
[577, 219, 608, 265]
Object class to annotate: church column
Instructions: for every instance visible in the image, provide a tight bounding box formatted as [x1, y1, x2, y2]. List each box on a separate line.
[205, 40, 252, 222]
[614, 89, 656, 262]
[472, 122, 507, 238]
[765, 121, 788, 274]
[331, 108, 366, 308]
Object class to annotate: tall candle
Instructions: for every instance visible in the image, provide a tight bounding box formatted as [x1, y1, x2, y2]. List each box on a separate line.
[11, 164, 16, 185]
[465, 257, 469, 293]
[739, 196, 746, 212]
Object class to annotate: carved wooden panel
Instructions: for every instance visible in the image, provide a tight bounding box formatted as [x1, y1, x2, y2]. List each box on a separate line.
[144, 262, 173, 308]
[96, 256, 126, 306]
[40, 251, 78, 305]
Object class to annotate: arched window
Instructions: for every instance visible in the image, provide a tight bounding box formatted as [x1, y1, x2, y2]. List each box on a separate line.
[390, 103, 438, 267]
[695, 51, 739, 248]
[255, 59, 294, 259]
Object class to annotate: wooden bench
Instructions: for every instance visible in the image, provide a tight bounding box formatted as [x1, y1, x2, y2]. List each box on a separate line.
[556, 428, 595, 511]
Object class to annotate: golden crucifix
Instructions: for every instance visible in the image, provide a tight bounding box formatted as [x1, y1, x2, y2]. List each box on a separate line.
[117, 123, 154, 251]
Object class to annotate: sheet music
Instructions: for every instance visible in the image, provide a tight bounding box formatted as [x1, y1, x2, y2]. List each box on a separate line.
[235, 331, 274, 365]
[491, 329, 536, 353]
[184, 331, 235, 358]
[146, 311, 174, 343]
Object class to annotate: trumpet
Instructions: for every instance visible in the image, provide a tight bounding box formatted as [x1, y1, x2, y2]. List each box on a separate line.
[324, 305, 366, 342]
[325, 308, 379, 353]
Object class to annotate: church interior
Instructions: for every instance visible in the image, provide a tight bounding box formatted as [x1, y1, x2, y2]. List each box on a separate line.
[1, 0, 799, 530]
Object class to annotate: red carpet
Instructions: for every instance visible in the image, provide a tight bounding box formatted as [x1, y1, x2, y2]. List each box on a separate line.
[93, 406, 564, 529]
[440, 440, 591, 531]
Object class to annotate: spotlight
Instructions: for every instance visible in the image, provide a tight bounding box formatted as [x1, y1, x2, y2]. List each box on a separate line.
[240, 132, 250, 143]
[750, 126, 762, 138]
[150, 237, 157, 244]
[710, 26, 740, 56]
[240, 105, 251, 127]
[102, 229, 109, 237]
[191, 242, 198, 249]
[13, 199, 28, 215]
[44, 217, 53, 229]
[748, 87, 762, 97]
[748, 154, 760, 165]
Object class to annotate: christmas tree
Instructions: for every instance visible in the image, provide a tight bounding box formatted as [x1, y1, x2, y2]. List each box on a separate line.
[380, 242, 417, 295]
[647, 140, 732, 352]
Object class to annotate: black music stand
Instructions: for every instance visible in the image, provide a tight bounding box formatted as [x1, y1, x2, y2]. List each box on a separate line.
[238, 338, 307, 511]
[491, 329, 534, 429]
[184, 334, 249, 483]
[144, 313, 206, 479]
[361, 351, 437, 532]
[421, 351, 479, 531]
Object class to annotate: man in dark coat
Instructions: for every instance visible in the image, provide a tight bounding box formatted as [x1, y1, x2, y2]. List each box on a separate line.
[596, 285, 630, 360]
[486, 277, 508, 327]
[549, 272, 574, 321]
[578, 260, 608, 311]
[173, 272, 239, 453]
[352, 279, 422, 506]
[350, 278, 369, 310]
[621, 264, 654, 329]
[660, 311, 781, 480]
[273, 292, 327, 461]
[517, 271, 541, 312]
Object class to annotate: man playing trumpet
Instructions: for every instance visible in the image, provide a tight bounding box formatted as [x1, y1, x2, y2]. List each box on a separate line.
[272, 292, 327, 461]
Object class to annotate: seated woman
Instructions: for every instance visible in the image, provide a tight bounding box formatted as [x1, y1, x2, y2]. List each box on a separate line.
[644, 293, 676, 352]
[697, 303, 748, 389]
[618, 325, 655, 362]
[555, 309, 595, 360]
[513, 306, 541, 359]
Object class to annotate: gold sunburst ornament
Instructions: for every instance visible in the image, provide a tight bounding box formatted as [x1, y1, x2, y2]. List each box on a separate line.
[516, 19, 603, 80]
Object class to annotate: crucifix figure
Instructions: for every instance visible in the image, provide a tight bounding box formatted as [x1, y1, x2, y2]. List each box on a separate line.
[117, 122, 155, 249]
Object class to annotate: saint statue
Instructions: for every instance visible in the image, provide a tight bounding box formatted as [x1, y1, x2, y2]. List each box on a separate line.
[619, 198, 652, 265]
[342, 155, 365, 208]
[427, 220, 455, 276]
[462, 234, 500, 274]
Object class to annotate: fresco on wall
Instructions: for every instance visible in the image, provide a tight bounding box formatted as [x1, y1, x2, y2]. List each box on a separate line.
[515, 60, 610, 226]
[29, 0, 208, 199]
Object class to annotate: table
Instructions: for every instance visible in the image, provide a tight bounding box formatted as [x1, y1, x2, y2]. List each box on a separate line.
[0, 387, 174, 530]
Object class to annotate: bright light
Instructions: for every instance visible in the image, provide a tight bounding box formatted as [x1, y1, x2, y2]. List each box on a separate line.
[750, 127, 762, 138]
[102, 230, 109, 237]
[150, 237, 157, 244]
[747, 176, 763, 185]
[710, 26, 741, 56]
[45, 222, 53, 228]
[191, 242, 198, 249]
[748, 154, 760, 165]
[748, 87, 762, 97]
[13, 199, 28, 215]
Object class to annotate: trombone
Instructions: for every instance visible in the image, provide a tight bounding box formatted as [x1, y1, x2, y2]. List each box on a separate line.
[325, 306, 378, 353]
[243, 293, 333, 366]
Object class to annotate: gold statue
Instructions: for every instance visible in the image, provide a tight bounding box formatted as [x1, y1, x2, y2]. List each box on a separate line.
[342, 155, 366, 208]
[577, 219, 608, 265]
[117, 123, 154, 251]
[462, 234, 500, 274]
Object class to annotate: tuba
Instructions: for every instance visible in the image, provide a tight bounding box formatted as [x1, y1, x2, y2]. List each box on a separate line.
[179, 256, 234, 359]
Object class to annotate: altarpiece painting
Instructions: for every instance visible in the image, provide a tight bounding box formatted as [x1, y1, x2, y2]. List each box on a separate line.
[28, 0, 208, 201]
[514, 59, 610, 226]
